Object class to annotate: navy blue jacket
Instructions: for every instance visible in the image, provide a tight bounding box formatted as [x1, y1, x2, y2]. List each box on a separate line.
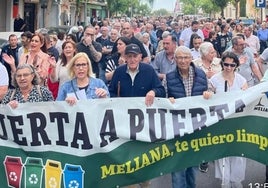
[1, 44, 20, 88]
[109, 63, 165, 98]
[167, 63, 208, 99]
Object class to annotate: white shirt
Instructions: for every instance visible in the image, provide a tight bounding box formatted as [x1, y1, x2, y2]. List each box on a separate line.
[180, 27, 204, 48]
[245, 34, 260, 54]
[0, 63, 8, 86]
[191, 48, 201, 60]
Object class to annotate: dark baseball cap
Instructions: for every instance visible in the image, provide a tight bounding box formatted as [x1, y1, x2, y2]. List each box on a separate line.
[125, 44, 141, 54]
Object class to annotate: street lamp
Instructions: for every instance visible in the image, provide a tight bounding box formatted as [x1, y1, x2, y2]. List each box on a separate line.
[40, 0, 47, 28]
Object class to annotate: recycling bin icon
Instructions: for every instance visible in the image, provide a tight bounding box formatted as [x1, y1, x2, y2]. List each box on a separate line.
[45, 160, 62, 188]
[24, 157, 44, 188]
[4, 156, 23, 188]
[63, 164, 84, 188]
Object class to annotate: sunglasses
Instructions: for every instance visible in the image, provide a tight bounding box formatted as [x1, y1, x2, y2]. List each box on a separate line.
[223, 63, 236, 67]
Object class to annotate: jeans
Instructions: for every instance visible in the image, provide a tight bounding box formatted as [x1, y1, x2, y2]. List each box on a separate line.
[98, 64, 107, 85]
[260, 41, 267, 54]
[171, 167, 197, 188]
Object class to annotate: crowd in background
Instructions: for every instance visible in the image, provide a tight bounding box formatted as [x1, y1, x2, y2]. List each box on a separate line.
[1, 14, 268, 188]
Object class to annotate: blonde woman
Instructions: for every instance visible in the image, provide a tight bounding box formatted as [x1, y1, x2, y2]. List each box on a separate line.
[56, 52, 109, 105]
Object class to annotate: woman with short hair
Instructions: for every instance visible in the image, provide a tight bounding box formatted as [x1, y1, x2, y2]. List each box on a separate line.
[1, 64, 54, 108]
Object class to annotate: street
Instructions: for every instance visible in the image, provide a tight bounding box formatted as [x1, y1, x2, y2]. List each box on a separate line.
[150, 158, 266, 188]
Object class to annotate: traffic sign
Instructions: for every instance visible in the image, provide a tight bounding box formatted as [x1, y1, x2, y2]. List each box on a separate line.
[255, 0, 266, 8]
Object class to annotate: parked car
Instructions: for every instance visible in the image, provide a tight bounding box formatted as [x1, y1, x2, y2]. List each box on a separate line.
[236, 17, 255, 26]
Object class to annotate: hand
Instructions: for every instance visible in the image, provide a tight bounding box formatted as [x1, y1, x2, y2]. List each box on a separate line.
[48, 56, 56, 68]
[84, 35, 92, 46]
[95, 87, 107, 98]
[206, 70, 215, 79]
[239, 55, 247, 65]
[145, 90, 155, 107]
[203, 91, 213, 99]
[2, 53, 15, 66]
[65, 96, 77, 106]
[169, 97, 175, 104]
[8, 100, 19, 109]
[118, 57, 126, 65]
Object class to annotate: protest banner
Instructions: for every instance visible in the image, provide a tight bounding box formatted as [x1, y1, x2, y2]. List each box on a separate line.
[0, 82, 268, 187]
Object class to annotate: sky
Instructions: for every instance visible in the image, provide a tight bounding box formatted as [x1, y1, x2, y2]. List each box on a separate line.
[152, 0, 177, 11]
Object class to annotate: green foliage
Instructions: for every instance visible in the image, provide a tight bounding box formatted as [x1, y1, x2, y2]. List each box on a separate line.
[152, 9, 170, 16]
[106, 0, 139, 16]
[136, 4, 152, 16]
[211, 0, 230, 17]
[180, 0, 222, 16]
[180, 0, 200, 14]
[211, 0, 229, 7]
[200, 0, 220, 15]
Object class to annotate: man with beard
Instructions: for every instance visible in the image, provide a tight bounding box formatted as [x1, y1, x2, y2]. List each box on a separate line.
[76, 25, 102, 78]
[18, 31, 32, 58]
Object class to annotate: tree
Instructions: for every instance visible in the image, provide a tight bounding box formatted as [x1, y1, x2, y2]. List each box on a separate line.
[199, 0, 220, 17]
[136, 3, 152, 17]
[106, 0, 139, 17]
[231, 0, 240, 19]
[146, 0, 155, 8]
[211, 0, 229, 18]
[180, 0, 202, 15]
[152, 8, 170, 16]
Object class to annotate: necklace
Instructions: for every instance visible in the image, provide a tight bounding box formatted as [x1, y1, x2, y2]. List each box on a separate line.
[202, 60, 212, 71]
[21, 86, 33, 99]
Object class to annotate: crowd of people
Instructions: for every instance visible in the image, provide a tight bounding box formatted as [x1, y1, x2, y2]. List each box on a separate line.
[1, 15, 268, 188]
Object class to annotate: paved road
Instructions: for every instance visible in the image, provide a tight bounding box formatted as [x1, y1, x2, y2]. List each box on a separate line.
[150, 158, 266, 188]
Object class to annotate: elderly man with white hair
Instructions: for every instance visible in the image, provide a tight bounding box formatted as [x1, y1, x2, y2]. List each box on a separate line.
[244, 26, 260, 55]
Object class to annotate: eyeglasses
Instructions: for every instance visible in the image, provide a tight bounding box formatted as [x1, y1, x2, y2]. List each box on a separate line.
[223, 63, 236, 67]
[15, 72, 33, 79]
[74, 63, 88, 69]
[175, 56, 191, 61]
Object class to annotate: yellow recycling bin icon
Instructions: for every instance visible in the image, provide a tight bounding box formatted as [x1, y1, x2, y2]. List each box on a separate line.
[45, 160, 62, 188]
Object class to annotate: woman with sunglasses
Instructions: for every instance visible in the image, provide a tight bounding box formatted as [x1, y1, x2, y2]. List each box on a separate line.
[203, 51, 248, 187]
[1, 64, 54, 108]
[206, 51, 248, 94]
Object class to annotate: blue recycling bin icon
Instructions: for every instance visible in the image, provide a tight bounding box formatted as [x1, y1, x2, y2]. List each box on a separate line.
[63, 164, 84, 188]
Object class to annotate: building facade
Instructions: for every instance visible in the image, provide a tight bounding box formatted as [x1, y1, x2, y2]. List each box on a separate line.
[223, 0, 267, 21]
[0, 0, 107, 33]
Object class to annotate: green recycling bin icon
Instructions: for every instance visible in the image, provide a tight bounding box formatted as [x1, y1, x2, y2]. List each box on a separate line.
[24, 157, 44, 188]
